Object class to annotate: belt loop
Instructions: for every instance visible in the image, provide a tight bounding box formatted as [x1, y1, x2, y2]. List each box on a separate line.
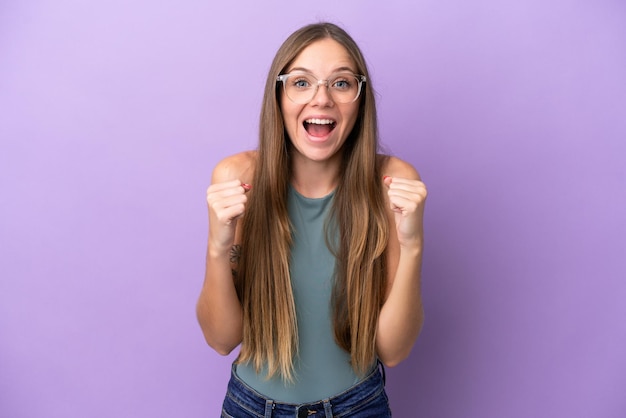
[322, 399, 333, 417]
[264, 399, 274, 418]
[378, 359, 386, 386]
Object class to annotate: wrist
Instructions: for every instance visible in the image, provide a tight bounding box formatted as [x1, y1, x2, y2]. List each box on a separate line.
[399, 242, 423, 257]
[207, 241, 233, 259]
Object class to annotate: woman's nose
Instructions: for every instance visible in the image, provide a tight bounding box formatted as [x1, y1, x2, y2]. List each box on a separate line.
[310, 81, 334, 106]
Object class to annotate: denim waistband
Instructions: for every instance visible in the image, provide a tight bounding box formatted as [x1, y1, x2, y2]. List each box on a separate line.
[225, 361, 386, 418]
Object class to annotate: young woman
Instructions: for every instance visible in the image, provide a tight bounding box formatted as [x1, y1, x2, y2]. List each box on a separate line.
[197, 22, 427, 417]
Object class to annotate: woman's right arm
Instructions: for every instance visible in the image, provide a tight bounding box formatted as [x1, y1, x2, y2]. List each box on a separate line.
[196, 154, 253, 355]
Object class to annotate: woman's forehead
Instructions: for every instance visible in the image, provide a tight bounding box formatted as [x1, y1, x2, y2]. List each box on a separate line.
[288, 38, 357, 75]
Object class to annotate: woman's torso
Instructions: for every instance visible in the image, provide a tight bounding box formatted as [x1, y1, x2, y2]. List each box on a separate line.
[235, 185, 368, 403]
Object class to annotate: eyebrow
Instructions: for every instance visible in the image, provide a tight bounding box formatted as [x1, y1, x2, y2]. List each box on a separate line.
[288, 66, 357, 74]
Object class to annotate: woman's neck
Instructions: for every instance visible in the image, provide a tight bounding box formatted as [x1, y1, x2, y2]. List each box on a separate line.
[290, 154, 341, 198]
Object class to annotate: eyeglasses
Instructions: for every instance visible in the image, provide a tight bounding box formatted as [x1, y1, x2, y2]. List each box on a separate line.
[277, 72, 366, 104]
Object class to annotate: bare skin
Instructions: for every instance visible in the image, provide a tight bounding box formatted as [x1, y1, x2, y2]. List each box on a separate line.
[196, 152, 254, 355]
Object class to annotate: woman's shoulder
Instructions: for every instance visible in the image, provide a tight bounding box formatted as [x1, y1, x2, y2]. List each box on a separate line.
[211, 151, 257, 184]
[378, 154, 421, 181]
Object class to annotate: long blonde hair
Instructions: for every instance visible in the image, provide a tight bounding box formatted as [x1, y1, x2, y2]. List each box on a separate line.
[236, 22, 389, 382]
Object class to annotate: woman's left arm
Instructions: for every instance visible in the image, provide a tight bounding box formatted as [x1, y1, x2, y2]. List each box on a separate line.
[376, 158, 427, 367]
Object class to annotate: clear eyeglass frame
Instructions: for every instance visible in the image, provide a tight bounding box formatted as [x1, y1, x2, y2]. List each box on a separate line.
[276, 72, 367, 104]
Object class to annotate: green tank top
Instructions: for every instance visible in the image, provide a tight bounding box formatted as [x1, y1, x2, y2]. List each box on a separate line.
[235, 185, 362, 403]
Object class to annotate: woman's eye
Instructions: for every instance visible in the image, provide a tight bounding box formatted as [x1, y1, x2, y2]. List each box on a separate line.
[293, 78, 311, 88]
[333, 79, 351, 90]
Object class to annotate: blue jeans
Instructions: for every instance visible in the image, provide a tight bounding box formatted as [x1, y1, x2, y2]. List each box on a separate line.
[221, 362, 392, 417]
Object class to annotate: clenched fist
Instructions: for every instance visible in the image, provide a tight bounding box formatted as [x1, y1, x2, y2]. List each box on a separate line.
[383, 176, 427, 250]
[206, 180, 251, 253]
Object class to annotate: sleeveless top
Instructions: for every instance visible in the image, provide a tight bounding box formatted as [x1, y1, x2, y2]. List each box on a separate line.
[235, 186, 363, 403]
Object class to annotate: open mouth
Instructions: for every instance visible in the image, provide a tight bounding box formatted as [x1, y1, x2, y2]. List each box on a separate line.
[304, 118, 336, 137]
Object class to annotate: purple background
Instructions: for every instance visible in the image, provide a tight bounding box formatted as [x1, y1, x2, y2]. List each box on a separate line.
[1, 1, 625, 417]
